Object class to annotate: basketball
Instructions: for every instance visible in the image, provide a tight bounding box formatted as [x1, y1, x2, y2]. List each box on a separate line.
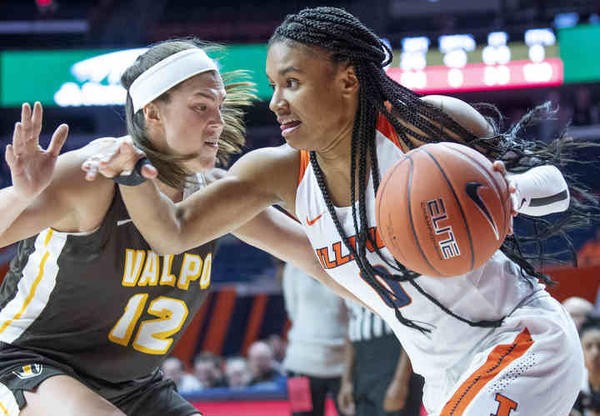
[375, 142, 512, 277]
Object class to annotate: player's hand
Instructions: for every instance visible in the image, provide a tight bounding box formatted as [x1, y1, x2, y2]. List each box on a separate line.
[383, 378, 408, 412]
[81, 136, 157, 181]
[493, 160, 516, 235]
[337, 379, 355, 416]
[5, 102, 69, 201]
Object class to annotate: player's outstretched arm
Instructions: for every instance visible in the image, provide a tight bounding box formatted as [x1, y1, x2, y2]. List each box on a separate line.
[0, 102, 68, 244]
[0, 103, 68, 233]
[233, 206, 373, 309]
[85, 141, 286, 255]
[0, 104, 120, 247]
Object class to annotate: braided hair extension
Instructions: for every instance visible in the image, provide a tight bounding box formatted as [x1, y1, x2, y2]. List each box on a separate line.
[475, 102, 600, 280]
[271, 7, 511, 332]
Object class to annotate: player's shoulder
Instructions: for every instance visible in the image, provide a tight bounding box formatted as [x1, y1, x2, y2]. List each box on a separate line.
[420, 95, 494, 138]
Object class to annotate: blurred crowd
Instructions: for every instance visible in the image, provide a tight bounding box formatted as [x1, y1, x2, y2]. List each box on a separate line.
[563, 297, 600, 416]
[151, 290, 600, 416]
[160, 337, 288, 395]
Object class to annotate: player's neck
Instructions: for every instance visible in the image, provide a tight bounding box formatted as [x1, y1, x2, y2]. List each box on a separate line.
[314, 144, 374, 208]
[590, 373, 600, 391]
[315, 120, 354, 169]
[157, 180, 184, 203]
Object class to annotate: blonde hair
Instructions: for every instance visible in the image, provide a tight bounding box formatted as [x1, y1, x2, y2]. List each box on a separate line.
[121, 38, 255, 189]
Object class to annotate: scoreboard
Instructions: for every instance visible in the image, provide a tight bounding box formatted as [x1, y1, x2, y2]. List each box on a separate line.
[386, 28, 563, 93]
[0, 25, 597, 107]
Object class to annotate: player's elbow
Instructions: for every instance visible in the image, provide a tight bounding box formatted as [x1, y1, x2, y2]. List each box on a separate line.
[145, 214, 189, 256]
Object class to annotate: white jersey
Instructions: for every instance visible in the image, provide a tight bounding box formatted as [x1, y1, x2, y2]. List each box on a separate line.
[294, 116, 581, 413]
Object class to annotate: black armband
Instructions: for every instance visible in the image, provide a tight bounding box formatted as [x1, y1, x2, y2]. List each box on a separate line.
[113, 157, 152, 186]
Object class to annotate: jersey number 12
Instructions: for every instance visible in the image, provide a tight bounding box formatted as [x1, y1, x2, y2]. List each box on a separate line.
[108, 293, 189, 355]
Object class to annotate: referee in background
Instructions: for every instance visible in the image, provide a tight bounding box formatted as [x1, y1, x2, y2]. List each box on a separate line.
[338, 301, 424, 416]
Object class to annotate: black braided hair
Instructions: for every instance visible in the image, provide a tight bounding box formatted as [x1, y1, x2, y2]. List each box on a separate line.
[270, 7, 518, 332]
[482, 103, 600, 279]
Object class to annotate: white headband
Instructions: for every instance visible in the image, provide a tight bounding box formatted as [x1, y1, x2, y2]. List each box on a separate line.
[129, 48, 218, 112]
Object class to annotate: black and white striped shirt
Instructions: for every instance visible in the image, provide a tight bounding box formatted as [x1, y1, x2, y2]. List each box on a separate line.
[346, 300, 394, 342]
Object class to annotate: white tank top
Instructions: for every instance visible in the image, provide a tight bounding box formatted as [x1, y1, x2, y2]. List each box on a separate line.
[294, 115, 545, 395]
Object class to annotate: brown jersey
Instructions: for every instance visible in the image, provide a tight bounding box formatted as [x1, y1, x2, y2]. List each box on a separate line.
[0, 189, 214, 383]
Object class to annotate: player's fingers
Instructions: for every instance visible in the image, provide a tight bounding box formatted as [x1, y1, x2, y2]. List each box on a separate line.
[30, 102, 43, 145]
[20, 103, 32, 141]
[47, 124, 69, 157]
[97, 153, 133, 178]
[83, 162, 100, 181]
[98, 155, 136, 176]
[101, 140, 134, 165]
[118, 139, 138, 158]
[97, 165, 122, 178]
[81, 157, 101, 180]
[104, 140, 145, 172]
[141, 164, 158, 179]
[11, 122, 25, 156]
[5, 144, 16, 168]
[492, 160, 506, 175]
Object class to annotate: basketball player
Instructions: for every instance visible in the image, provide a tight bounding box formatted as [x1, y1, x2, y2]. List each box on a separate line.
[86, 8, 589, 416]
[0, 39, 355, 416]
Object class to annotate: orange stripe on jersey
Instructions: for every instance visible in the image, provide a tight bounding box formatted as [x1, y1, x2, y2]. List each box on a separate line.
[440, 328, 534, 416]
[376, 113, 402, 149]
[298, 150, 310, 186]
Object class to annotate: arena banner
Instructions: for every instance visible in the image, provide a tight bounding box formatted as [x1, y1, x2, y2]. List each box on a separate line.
[558, 24, 600, 83]
[0, 44, 272, 107]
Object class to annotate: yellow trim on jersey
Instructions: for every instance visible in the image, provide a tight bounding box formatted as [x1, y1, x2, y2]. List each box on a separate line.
[0, 401, 9, 416]
[0, 229, 54, 335]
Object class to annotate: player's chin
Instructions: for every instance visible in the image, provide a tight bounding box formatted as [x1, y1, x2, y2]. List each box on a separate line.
[282, 135, 315, 152]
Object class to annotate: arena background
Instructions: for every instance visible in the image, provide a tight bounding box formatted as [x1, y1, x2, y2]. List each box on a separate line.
[0, 1, 599, 415]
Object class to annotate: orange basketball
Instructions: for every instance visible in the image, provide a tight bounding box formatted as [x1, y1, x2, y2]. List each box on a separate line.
[375, 142, 512, 277]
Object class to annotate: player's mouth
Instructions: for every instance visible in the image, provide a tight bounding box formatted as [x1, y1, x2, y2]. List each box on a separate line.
[204, 139, 219, 148]
[278, 119, 301, 137]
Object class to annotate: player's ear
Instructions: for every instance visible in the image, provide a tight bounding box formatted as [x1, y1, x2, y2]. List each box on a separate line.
[339, 63, 359, 97]
[143, 102, 161, 124]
